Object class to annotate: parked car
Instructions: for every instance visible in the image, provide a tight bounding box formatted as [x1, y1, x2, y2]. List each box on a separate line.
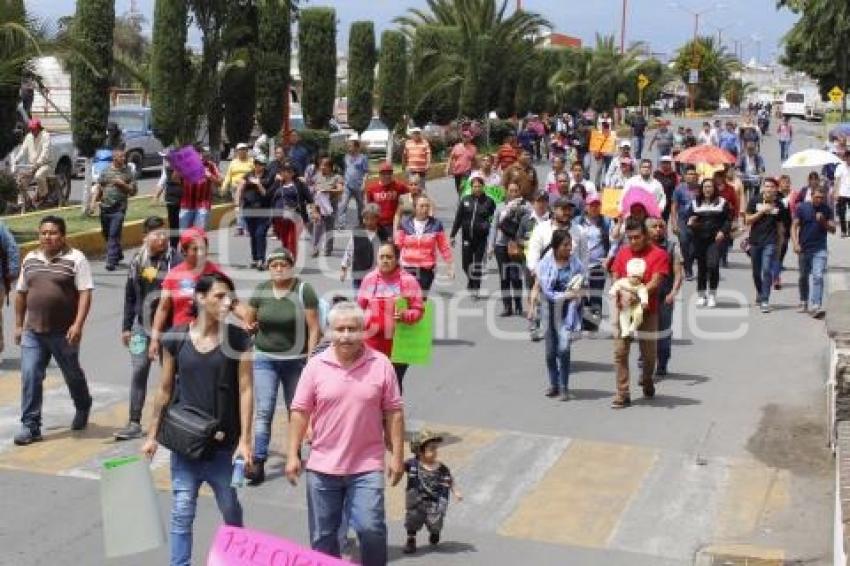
[6, 104, 78, 204]
[109, 106, 165, 174]
[360, 118, 390, 156]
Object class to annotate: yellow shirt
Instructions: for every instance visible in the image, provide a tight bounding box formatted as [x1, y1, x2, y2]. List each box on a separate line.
[222, 157, 254, 193]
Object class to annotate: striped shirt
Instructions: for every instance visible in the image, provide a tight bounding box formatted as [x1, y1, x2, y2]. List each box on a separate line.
[17, 247, 94, 333]
[404, 139, 431, 173]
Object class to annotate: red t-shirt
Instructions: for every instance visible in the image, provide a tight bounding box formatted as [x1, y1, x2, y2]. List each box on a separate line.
[366, 180, 409, 227]
[720, 183, 739, 218]
[611, 243, 669, 314]
[161, 260, 226, 326]
[180, 161, 219, 210]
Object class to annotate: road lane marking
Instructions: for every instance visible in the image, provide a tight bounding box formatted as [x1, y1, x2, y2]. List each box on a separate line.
[499, 439, 657, 548]
[714, 462, 791, 541]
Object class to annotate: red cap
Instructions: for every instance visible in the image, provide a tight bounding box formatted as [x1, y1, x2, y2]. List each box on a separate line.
[179, 227, 208, 248]
[28, 118, 42, 131]
[378, 162, 393, 173]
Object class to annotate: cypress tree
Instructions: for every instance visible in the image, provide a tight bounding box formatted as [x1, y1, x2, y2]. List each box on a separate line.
[347, 21, 376, 134]
[0, 0, 26, 158]
[149, 0, 187, 147]
[71, 0, 114, 157]
[221, 1, 258, 146]
[298, 7, 337, 129]
[256, 0, 291, 138]
[378, 29, 407, 160]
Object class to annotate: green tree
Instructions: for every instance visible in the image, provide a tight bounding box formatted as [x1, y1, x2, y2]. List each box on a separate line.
[188, 0, 227, 155]
[377, 29, 407, 157]
[780, 0, 849, 115]
[347, 21, 376, 134]
[72, 0, 114, 157]
[409, 24, 460, 123]
[298, 7, 336, 129]
[0, 0, 27, 158]
[396, 0, 550, 120]
[150, 0, 187, 147]
[221, 1, 258, 146]
[673, 36, 739, 110]
[256, 0, 291, 139]
[722, 78, 756, 110]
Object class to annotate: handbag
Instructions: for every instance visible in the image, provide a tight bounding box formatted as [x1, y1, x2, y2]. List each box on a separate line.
[155, 331, 226, 460]
[506, 239, 524, 260]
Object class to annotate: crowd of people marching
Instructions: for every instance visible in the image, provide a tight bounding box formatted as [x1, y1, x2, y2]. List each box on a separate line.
[4, 107, 846, 566]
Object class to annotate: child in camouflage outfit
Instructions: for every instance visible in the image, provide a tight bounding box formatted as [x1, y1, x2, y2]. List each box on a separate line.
[403, 429, 463, 554]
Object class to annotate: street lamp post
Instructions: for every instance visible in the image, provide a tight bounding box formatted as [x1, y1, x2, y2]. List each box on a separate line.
[669, 2, 725, 114]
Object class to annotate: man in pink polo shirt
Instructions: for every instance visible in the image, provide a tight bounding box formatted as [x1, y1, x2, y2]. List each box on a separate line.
[287, 301, 405, 565]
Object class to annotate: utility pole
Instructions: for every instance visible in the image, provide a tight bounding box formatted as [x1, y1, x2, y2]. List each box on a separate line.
[620, 0, 628, 54]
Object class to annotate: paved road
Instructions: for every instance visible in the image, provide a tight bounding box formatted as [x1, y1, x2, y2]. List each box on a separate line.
[0, 115, 840, 565]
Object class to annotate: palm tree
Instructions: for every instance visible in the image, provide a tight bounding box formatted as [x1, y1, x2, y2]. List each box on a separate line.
[396, 0, 551, 119]
[673, 36, 740, 110]
[722, 78, 756, 110]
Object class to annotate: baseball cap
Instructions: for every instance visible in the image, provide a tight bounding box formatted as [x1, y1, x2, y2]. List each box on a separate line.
[266, 247, 295, 265]
[378, 161, 394, 173]
[660, 155, 674, 163]
[410, 429, 444, 454]
[619, 139, 632, 148]
[347, 134, 360, 142]
[28, 118, 42, 130]
[409, 127, 422, 134]
[179, 227, 208, 248]
[236, 142, 250, 150]
[586, 194, 601, 206]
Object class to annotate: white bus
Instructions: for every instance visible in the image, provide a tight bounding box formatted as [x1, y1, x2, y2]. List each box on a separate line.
[782, 91, 806, 119]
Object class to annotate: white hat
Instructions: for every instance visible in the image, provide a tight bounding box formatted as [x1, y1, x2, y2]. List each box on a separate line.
[619, 139, 632, 148]
[626, 257, 647, 279]
[348, 134, 360, 142]
[660, 155, 673, 162]
[236, 142, 250, 150]
[409, 127, 422, 134]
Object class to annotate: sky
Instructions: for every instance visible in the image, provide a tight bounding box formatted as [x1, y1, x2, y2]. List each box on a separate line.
[26, 0, 800, 64]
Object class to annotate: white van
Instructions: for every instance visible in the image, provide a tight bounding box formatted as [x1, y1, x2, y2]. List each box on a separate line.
[782, 91, 806, 119]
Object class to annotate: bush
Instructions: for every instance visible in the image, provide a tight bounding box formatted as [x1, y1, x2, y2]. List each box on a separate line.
[488, 119, 517, 144]
[0, 171, 16, 213]
[294, 128, 330, 156]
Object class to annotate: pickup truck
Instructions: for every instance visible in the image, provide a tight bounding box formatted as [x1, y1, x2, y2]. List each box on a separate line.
[6, 104, 79, 203]
[109, 105, 164, 173]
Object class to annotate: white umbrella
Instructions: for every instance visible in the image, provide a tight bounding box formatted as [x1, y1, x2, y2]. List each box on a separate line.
[782, 148, 843, 169]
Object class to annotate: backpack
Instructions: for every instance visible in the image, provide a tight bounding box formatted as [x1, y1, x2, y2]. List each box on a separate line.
[294, 280, 331, 333]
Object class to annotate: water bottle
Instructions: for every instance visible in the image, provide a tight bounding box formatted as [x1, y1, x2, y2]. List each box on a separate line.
[128, 332, 147, 356]
[231, 457, 246, 488]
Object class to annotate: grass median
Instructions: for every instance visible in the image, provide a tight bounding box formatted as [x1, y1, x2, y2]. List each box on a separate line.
[4, 197, 168, 244]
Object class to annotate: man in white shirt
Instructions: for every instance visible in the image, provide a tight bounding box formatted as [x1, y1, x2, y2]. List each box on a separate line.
[569, 161, 597, 196]
[834, 150, 850, 237]
[697, 122, 717, 146]
[12, 119, 51, 202]
[623, 159, 667, 214]
[605, 140, 632, 187]
[526, 197, 588, 275]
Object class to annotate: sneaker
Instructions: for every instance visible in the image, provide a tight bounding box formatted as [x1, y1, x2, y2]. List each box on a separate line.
[773, 277, 782, 291]
[685, 272, 695, 282]
[696, 295, 707, 308]
[656, 366, 668, 377]
[71, 404, 91, 431]
[759, 302, 771, 314]
[104, 264, 116, 272]
[641, 381, 656, 398]
[13, 426, 43, 446]
[797, 302, 808, 313]
[560, 391, 571, 402]
[707, 294, 717, 308]
[811, 307, 825, 319]
[403, 536, 417, 554]
[611, 396, 631, 409]
[545, 387, 559, 398]
[429, 532, 440, 546]
[114, 421, 143, 441]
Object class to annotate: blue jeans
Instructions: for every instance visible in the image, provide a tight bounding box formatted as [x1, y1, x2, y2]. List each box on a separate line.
[178, 208, 210, 231]
[771, 239, 788, 281]
[749, 243, 776, 303]
[244, 216, 270, 263]
[100, 209, 125, 267]
[543, 300, 571, 391]
[338, 185, 365, 227]
[779, 140, 791, 162]
[306, 470, 387, 566]
[657, 296, 674, 371]
[799, 249, 828, 306]
[170, 449, 243, 566]
[633, 136, 645, 160]
[20, 330, 92, 431]
[129, 322, 153, 423]
[252, 352, 304, 461]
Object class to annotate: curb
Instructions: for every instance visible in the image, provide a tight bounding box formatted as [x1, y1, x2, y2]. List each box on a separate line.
[18, 162, 448, 257]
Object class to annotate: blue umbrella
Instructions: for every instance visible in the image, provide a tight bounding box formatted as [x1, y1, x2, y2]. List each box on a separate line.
[829, 123, 850, 138]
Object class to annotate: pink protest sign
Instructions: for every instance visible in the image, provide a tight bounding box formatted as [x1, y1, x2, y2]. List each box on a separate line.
[207, 525, 351, 566]
[168, 145, 206, 185]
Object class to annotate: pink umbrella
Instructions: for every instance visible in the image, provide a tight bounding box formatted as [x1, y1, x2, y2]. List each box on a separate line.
[620, 186, 662, 218]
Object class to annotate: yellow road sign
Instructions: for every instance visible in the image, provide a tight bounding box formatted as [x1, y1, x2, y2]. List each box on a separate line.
[829, 86, 844, 104]
[637, 74, 650, 91]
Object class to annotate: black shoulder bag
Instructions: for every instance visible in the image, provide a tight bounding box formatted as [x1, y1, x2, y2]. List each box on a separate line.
[155, 329, 228, 460]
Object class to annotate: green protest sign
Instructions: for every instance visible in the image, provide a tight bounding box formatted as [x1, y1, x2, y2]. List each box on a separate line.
[391, 299, 434, 366]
